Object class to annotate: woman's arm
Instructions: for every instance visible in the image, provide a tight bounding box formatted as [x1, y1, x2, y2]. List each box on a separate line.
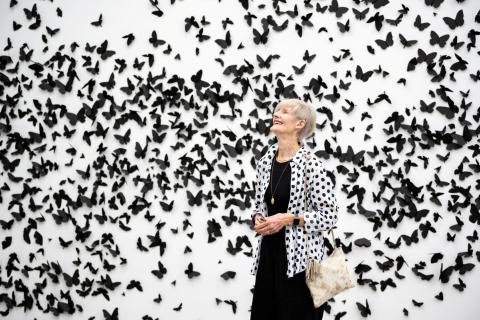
[302, 160, 339, 233]
[250, 163, 264, 226]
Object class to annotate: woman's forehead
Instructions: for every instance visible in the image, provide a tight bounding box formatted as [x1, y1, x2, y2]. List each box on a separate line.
[275, 102, 294, 111]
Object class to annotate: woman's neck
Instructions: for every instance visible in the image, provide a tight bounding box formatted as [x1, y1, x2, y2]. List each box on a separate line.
[276, 137, 301, 161]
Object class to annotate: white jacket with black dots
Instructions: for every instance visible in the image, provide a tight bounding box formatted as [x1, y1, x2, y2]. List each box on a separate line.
[250, 141, 340, 278]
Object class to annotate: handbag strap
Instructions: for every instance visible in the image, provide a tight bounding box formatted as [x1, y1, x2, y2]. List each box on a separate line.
[302, 152, 336, 254]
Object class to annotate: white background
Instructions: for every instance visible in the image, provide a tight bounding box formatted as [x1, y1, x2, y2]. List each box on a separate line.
[1, 0, 480, 319]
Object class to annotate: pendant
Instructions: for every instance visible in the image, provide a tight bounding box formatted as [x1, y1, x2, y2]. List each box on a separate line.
[271, 196, 274, 205]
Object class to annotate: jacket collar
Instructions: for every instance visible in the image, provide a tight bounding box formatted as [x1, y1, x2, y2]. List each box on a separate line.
[260, 140, 309, 167]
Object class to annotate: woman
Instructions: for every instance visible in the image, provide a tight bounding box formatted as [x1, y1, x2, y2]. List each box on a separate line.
[249, 99, 339, 320]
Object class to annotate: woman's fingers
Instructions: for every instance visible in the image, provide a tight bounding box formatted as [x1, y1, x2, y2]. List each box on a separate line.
[255, 221, 269, 233]
[256, 221, 274, 235]
[253, 220, 263, 230]
[253, 215, 285, 235]
[255, 221, 281, 235]
[255, 215, 265, 225]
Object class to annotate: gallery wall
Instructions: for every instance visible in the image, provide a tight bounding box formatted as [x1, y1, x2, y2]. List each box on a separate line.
[1, 0, 480, 319]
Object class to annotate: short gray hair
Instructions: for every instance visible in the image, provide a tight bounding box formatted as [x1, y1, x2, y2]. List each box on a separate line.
[275, 99, 317, 143]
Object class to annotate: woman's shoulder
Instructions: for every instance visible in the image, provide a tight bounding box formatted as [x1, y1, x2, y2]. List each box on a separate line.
[304, 152, 329, 172]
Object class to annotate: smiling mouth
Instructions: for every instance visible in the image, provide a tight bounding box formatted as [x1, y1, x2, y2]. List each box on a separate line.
[274, 121, 282, 125]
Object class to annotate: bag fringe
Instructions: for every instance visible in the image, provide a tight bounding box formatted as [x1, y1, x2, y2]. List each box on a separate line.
[306, 260, 321, 280]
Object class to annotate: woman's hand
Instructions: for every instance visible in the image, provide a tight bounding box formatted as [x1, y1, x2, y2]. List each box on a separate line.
[254, 213, 293, 235]
[254, 214, 266, 226]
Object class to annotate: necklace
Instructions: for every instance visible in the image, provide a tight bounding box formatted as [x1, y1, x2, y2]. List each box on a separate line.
[270, 149, 291, 205]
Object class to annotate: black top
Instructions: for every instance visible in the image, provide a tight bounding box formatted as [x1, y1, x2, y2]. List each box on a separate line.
[264, 158, 291, 217]
[252, 156, 325, 318]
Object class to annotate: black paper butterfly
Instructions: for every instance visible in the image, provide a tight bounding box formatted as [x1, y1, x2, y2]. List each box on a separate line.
[328, 0, 348, 18]
[253, 27, 269, 45]
[429, 30, 449, 48]
[375, 31, 393, 49]
[443, 9, 464, 30]
[185, 262, 201, 278]
[352, 7, 369, 20]
[413, 14, 430, 31]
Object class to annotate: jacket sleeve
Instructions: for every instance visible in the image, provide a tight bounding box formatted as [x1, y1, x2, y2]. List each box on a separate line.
[250, 163, 264, 225]
[303, 159, 339, 233]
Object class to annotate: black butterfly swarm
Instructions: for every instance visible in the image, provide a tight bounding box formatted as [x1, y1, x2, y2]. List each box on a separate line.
[1, 0, 480, 319]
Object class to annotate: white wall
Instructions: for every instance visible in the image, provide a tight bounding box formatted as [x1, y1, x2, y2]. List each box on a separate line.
[1, 0, 480, 319]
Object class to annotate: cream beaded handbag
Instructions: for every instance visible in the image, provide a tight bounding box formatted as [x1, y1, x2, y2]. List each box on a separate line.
[302, 153, 355, 308]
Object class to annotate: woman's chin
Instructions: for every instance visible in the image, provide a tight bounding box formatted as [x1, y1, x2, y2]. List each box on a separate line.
[271, 125, 282, 131]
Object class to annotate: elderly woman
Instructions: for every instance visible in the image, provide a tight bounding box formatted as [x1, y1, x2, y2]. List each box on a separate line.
[249, 99, 339, 320]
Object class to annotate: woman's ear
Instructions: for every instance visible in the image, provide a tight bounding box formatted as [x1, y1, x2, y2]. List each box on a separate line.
[296, 119, 306, 129]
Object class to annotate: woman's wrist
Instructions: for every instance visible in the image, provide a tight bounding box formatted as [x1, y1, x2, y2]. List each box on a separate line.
[284, 213, 295, 225]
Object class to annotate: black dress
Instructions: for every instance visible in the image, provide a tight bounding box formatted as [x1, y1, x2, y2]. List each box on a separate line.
[250, 157, 325, 320]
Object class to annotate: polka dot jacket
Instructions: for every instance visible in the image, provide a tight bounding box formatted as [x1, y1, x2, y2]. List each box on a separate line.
[250, 141, 340, 279]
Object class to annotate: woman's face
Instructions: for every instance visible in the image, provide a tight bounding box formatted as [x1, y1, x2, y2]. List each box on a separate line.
[271, 102, 304, 139]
